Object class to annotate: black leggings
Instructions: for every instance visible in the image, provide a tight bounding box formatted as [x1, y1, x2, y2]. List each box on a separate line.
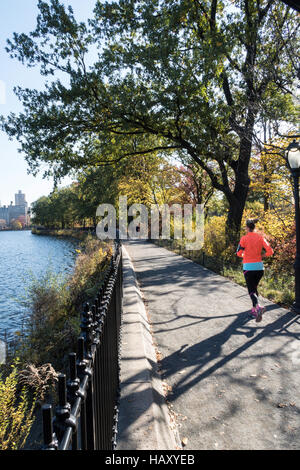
[243, 270, 264, 307]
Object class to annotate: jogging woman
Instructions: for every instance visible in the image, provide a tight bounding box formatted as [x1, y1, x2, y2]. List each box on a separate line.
[236, 219, 273, 322]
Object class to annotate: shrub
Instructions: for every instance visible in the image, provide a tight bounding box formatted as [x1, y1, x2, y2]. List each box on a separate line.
[18, 270, 75, 368]
[0, 365, 36, 450]
[204, 216, 227, 257]
[68, 237, 112, 310]
[16, 236, 111, 370]
[269, 226, 296, 275]
[18, 363, 59, 404]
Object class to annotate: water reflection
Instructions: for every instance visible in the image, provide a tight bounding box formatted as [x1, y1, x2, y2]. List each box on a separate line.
[0, 230, 77, 337]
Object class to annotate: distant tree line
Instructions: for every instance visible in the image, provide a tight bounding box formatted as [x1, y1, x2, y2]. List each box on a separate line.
[31, 155, 217, 229]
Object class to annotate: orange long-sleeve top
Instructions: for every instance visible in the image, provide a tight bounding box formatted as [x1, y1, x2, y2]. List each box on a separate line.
[236, 231, 274, 270]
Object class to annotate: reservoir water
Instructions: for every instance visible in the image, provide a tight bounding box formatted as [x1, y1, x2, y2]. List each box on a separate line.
[0, 230, 77, 339]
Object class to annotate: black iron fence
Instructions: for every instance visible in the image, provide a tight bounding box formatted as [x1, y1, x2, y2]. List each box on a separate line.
[42, 242, 123, 450]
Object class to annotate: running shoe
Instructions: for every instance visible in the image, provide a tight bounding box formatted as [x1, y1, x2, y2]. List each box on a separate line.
[255, 305, 265, 323]
[248, 307, 257, 318]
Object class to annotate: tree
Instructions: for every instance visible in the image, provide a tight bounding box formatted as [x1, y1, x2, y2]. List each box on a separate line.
[10, 220, 23, 230]
[177, 163, 215, 210]
[117, 155, 186, 207]
[76, 164, 121, 226]
[16, 215, 27, 228]
[31, 196, 54, 228]
[31, 188, 79, 229]
[249, 136, 294, 212]
[1, 0, 299, 246]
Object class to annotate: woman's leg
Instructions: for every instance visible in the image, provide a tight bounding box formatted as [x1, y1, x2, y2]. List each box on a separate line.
[253, 271, 265, 322]
[244, 271, 260, 307]
[254, 270, 264, 294]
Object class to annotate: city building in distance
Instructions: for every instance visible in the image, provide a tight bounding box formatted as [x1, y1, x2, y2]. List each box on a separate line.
[0, 190, 29, 229]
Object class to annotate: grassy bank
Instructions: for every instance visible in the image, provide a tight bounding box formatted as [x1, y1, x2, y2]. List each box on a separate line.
[31, 227, 94, 240]
[15, 235, 112, 369]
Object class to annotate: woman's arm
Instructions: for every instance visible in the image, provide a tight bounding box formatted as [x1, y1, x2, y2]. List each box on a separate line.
[236, 241, 245, 258]
[262, 238, 274, 257]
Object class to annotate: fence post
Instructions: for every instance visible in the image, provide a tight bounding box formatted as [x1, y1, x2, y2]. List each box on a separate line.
[67, 353, 80, 450]
[81, 304, 94, 360]
[76, 337, 89, 450]
[67, 353, 80, 407]
[53, 374, 76, 446]
[42, 404, 58, 450]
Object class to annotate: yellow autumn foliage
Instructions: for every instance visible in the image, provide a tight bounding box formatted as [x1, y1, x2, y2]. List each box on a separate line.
[0, 366, 36, 450]
[204, 216, 227, 257]
[260, 210, 294, 242]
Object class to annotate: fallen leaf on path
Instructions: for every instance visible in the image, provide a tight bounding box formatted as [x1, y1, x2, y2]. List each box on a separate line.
[277, 403, 288, 408]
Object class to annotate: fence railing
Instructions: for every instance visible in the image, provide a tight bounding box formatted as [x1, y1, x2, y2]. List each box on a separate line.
[41, 242, 123, 450]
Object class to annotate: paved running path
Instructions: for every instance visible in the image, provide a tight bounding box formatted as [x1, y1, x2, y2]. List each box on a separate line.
[124, 240, 300, 450]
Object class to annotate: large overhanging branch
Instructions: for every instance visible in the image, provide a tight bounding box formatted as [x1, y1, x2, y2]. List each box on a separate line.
[92, 144, 182, 167]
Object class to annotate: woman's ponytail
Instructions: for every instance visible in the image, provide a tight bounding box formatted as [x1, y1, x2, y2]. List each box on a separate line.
[246, 218, 259, 231]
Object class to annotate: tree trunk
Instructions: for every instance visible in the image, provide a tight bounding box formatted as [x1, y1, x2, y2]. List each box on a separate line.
[263, 164, 270, 211]
[225, 130, 253, 252]
[226, 193, 247, 249]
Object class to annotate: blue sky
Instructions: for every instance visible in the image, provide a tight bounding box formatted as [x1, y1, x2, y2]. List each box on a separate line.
[0, 0, 96, 206]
